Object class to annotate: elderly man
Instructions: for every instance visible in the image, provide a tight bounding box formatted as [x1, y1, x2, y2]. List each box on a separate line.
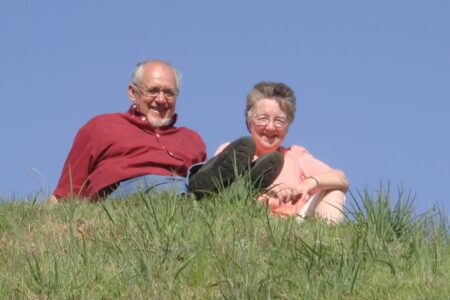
[51, 59, 283, 203]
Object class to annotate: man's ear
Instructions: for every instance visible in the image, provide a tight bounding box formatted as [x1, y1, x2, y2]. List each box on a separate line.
[128, 84, 136, 102]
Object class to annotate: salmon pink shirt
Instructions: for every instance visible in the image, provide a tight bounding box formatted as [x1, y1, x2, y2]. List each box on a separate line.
[215, 143, 330, 216]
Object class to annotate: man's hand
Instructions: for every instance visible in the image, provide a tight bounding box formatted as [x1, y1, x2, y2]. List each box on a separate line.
[47, 195, 59, 205]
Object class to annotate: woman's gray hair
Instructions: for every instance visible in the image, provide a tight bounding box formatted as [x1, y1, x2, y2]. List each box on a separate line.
[131, 59, 182, 93]
[245, 81, 296, 125]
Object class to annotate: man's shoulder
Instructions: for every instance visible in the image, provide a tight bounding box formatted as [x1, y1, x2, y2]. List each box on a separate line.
[89, 112, 125, 123]
[75, 112, 128, 137]
[169, 126, 205, 147]
[174, 125, 199, 134]
[82, 112, 126, 127]
[172, 126, 203, 140]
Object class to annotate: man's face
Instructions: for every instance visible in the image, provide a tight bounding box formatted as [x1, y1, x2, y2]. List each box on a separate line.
[128, 62, 178, 127]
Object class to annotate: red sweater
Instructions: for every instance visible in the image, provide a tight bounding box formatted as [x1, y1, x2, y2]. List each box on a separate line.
[53, 107, 206, 200]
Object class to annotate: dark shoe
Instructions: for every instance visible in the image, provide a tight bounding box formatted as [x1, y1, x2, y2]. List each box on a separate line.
[250, 151, 284, 190]
[188, 136, 256, 197]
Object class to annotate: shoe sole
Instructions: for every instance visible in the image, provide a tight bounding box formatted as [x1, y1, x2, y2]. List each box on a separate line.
[250, 151, 284, 190]
[189, 137, 255, 195]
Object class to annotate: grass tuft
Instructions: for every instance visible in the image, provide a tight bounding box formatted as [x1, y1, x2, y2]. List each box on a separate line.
[0, 181, 448, 298]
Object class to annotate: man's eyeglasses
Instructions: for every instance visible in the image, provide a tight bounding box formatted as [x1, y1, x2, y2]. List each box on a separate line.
[133, 84, 177, 100]
[253, 115, 288, 129]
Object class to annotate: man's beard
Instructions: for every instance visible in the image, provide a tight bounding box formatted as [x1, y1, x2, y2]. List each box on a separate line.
[147, 114, 173, 127]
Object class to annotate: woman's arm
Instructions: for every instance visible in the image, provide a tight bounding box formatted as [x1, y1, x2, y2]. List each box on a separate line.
[307, 169, 349, 193]
[276, 168, 349, 204]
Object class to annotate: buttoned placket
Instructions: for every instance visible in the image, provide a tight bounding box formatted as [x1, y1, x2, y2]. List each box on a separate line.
[153, 128, 184, 161]
[129, 109, 187, 174]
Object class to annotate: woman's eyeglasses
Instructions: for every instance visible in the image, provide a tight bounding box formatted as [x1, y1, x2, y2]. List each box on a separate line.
[253, 115, 288, 129]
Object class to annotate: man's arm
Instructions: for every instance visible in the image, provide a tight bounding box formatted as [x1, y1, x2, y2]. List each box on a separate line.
[52, 123, 95, 200]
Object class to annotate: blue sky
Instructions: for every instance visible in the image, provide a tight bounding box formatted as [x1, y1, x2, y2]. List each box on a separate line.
[1, 1, 449, 216]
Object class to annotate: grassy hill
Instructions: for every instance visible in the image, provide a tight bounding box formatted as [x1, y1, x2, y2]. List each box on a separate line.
[0, 180, 448, 299]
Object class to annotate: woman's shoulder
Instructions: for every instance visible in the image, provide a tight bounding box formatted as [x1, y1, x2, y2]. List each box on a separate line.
[214, 142, 231, 156]
[282, 145, 310, 156]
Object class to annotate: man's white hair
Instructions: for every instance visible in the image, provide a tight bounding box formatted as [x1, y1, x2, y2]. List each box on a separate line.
[131, 59, 182, 94]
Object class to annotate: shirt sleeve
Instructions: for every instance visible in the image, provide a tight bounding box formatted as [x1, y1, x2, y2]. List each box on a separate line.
[295, 146, 331, 179]
[53, 123, 95, 199]
[192, 131, 207, 163]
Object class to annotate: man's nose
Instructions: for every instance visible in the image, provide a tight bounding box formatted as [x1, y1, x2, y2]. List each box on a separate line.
[154, 91, 167, 104]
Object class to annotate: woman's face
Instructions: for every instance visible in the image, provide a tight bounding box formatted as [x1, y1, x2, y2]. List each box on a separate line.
[248, 98, 289, 156]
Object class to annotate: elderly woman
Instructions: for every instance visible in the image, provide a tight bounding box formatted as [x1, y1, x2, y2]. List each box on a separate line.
[216, 82, 349, 223]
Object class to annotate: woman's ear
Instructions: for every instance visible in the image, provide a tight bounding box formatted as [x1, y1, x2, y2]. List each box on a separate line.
[246, 120, 251, 133]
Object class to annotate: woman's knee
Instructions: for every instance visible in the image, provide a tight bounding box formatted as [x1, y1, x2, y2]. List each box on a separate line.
[315, 190, 346, 224]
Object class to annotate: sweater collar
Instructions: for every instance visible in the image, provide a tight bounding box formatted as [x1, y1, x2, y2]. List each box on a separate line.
[126, 105, 178, 131]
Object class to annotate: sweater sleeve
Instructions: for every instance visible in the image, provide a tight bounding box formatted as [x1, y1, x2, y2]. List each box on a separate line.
[191, 131, 207, 163]
[53, 123, 95, 199]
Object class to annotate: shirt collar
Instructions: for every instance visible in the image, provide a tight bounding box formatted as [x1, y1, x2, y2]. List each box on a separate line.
[126, 105, 178, 131]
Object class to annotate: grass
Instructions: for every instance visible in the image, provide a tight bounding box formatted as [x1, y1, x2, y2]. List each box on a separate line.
[0, 178, 448, 299]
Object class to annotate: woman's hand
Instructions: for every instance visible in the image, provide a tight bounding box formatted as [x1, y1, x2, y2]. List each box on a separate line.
[272, 169, 348, 206]
[275, 177, 319, 204]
